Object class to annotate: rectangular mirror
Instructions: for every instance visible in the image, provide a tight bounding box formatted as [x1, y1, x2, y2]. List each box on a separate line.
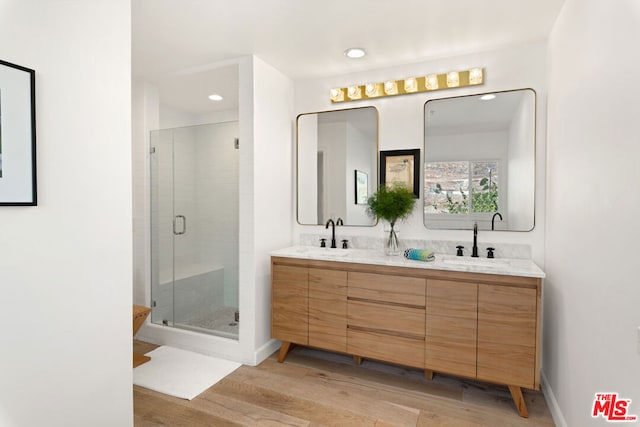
[297, 107, 378, 226]
[423, 89, 535, 231]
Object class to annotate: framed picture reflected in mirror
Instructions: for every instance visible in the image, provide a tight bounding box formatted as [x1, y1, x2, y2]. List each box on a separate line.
[355, 169, 368, 204]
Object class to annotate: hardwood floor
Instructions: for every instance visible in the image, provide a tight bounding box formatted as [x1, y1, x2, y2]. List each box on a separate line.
[133, 340, 555, 426]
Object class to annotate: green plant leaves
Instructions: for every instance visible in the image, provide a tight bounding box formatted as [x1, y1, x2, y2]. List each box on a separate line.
[366, 184, 416, 227]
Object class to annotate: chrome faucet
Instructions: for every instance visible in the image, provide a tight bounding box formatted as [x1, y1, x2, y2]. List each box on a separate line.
[491, 212, 503, 231]
[325, 218, 343, 248]
[471, 222, 479, 257]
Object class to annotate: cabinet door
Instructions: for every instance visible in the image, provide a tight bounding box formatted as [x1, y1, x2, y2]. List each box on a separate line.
[477, 284, 537, 388]
[425, 279, 477, 378]
[309, 268, 347, 352]
[271, 264, 308, 345]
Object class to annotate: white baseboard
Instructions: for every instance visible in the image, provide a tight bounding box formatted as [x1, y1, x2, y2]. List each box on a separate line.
[541, 370, 568, 427]
[136, 322, 281, 367]
[250, 339, 281, 366]
[136, 322, 243, 362]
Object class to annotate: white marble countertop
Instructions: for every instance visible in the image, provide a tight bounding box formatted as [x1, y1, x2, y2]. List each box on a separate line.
[271, 245, 545, 279]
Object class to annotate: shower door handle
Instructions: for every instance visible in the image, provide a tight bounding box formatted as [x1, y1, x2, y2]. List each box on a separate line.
[173, 215, 186, 235]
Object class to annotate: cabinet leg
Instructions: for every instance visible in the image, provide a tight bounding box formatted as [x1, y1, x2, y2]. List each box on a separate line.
[424, 369, 434, 380]
[277, 341, 293, 363]
[353, 356, 363, 365]
[508, 385, 529, 418]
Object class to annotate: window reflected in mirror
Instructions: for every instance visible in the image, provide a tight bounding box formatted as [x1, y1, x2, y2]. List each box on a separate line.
[425, 160, 499, 214]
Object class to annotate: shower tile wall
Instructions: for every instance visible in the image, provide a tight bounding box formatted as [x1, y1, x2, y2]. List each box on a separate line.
[194, 122, 239, 309]
[173, 126, 199, 284]
[154, 268, 225, 323]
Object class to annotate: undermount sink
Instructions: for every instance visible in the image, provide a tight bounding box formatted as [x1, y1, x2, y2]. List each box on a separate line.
[295, 247, 353, 257]
[441, 257, 510, 269]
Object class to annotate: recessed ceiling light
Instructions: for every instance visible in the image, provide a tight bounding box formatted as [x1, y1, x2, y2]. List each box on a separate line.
[344, 48, 366, 59]
[208, 94, 223, 101]
[480, 94, 496, 101]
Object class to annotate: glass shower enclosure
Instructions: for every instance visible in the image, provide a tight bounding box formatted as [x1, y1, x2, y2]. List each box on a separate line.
[150, 121, 239, 339]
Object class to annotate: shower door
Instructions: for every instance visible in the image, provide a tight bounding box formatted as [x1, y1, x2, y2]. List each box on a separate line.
[150, 122, 240, 339]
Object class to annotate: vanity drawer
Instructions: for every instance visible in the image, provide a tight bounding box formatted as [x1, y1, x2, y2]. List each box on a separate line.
[347, 328, 425, 369]
[348, 300, 425, 338]
[348, 272, 426, 306]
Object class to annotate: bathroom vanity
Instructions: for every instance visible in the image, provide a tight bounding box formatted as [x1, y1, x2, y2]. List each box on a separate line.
[270, 246, 544, 417]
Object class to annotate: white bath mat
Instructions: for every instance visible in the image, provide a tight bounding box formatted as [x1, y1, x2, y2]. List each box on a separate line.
[133, 346, 241, 400]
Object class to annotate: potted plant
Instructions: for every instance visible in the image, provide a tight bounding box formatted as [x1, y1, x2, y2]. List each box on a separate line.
[366, 184, 416, 255]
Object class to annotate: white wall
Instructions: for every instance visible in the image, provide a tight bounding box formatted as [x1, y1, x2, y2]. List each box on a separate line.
[319, 121, 347, 222]
[294, 41, 547, 265]
[132, 81, 158, 306]
[426, 130, 507, 163]
[345, 122, 372, 224]
[251, 56, 294, 353]
[0, 1, 132, 426]
[159, 103, 198, 129]
[159, 103, 239, 130]
[544, 1, 640, 426]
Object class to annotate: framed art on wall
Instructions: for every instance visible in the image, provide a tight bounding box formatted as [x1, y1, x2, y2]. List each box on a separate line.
[0, 59, 37, 206]
[380, 149, 420, 198]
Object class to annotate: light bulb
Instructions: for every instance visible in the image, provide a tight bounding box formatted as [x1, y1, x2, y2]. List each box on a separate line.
[425, 74, 439, 91]
[365, 83, 380, 97]
[347, 85, 362, 100]
[404, 77, 418, 93]
[446, 71, 459, 88]
[469, 68, 483, 85]
[384, 81, 398, 95]
[344, 48, 366, 59]
[330, 88, 344, 102]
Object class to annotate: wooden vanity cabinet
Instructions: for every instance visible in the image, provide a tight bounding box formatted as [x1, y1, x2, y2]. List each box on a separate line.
[308, 268, 347, 353]
[271, 256, 542, 418]
[477, 283, 538, 389]
[271, 264, 308, 348]
[425, 279, 478, 379]
[347, 272, 426, 369]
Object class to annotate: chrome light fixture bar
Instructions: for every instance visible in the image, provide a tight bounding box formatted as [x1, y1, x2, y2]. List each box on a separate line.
[330, 67, 484, 103]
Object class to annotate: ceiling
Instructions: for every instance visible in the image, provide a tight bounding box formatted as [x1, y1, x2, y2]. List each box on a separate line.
[132, 0, 565, 115]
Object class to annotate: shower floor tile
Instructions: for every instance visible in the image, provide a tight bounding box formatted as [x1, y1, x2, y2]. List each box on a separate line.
[181, 306, 239, 337]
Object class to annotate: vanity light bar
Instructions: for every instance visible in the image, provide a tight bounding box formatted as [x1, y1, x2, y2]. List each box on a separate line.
[330, 67, 484, 103]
